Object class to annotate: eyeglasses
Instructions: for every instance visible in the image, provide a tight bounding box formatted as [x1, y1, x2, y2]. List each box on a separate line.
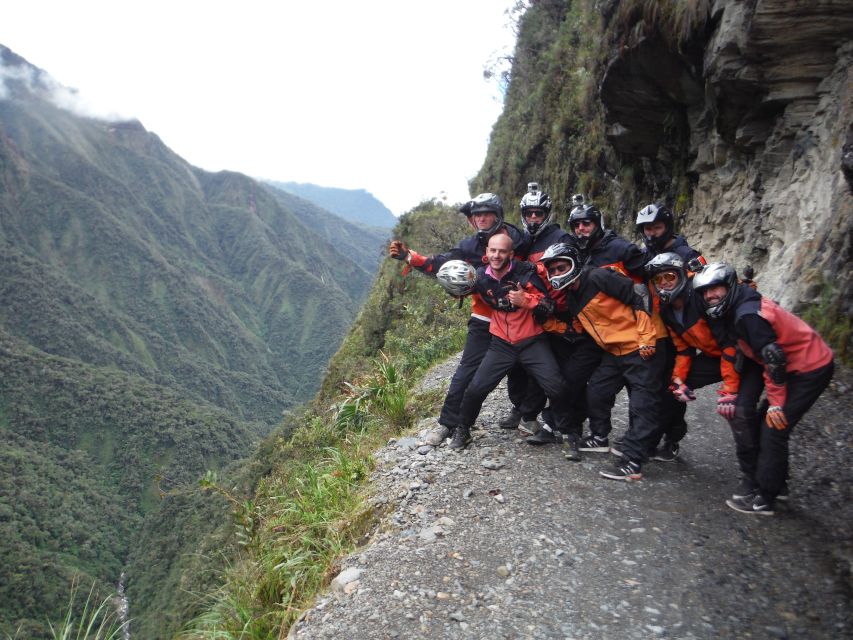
[652, 272, 679, 285]
[524, 209, 546, 219]
[571, 220, 595, 229]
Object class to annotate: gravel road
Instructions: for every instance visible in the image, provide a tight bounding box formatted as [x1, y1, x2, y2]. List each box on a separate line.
[290, 355, 852, 640]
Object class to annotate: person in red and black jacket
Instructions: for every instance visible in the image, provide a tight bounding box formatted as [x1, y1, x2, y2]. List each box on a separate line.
[451, 234, 574, 451]
[499, 183, 575, 433]
[389, 194, 530, 444]
[635, 204, 706, 462]
[646, 253, 742, 436]
[693, 263, 835, 516]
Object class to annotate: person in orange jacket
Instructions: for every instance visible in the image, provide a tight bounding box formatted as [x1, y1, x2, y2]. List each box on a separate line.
[645, 252, 742, 423]
[557, 259, 659, 480]
[451, 234, 573, 450]
[693, 263, 835, 516]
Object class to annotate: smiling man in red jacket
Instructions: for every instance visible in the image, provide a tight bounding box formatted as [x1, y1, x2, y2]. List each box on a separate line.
[450, 234, 574, 450]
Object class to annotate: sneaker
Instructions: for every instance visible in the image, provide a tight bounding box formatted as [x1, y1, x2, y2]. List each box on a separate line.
[562, 438, 582, 462]
[448, 425, 472, 450]
[498, 408, 522, 430]
[726, 493, 774, 516]
[732, 477, 758, 500]
[526, 424, 558, 445]
[518, 418, 542, 436]
[777, 483, 789, 502]
[651, 440, 680, 462]
[600, 459, 642, 481]
[424, 424, 451, 446]
[579, 434, 609, 452]
[609, 437, 627, 458]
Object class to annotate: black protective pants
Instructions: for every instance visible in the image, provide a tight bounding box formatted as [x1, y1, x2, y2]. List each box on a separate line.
[586, 350, 662, 464]
[507, 365, 547, 420]
[729, 358, 834, 500]
[438, 317, 492, 428]
[541, 334, 603, 438]
[458, 335, 572, 434]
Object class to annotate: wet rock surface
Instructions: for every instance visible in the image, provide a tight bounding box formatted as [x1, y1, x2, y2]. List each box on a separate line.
[291, 354, 852, 639]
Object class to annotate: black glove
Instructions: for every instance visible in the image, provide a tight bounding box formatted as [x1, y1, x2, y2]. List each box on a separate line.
[532, 297, 555, 324]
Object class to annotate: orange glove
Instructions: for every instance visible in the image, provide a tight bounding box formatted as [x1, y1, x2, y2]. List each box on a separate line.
[766, 406, 788, 430]
[389, 240, 409, 261]
[638, 344, 656, 360]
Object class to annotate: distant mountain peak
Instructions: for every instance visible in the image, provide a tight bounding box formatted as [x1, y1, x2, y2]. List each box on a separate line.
[266, 180, 398, 229]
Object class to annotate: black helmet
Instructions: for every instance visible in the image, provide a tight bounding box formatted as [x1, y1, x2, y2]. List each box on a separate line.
[568, 204, 604, 250]
[436, 260, 477, 297]
[539, 242, 583, 290]
[645, 252, 687, 304]
[519, 182, 554, 237]
[468, 192, 504, 240]
[635, 203, 675, 252]
[692, 262, 738, 318]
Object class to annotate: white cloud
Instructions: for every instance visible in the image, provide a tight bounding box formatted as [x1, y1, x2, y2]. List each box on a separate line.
[1, 1, 519, 214]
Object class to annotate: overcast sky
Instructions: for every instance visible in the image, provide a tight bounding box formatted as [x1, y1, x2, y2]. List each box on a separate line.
[1, 1, 519, 215]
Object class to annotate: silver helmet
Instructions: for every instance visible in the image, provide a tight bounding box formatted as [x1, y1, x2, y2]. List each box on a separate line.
[436, 260, 478, 297]
[519, 182, 554, 237]
[644, 252, 687, 304]
[692, 262, 738, 318]
[539, 242, 583, 290]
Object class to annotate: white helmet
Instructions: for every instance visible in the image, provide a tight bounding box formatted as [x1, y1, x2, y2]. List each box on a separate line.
[436, 260, 477, 297]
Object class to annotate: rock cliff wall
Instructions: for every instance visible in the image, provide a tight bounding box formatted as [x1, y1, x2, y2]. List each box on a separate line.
[600, 0, 853, 313]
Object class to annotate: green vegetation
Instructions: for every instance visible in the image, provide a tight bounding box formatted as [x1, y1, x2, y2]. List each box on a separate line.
[174, 201, 471, 638]
[47, 579, 127, 640]
[801, 282, 852, 364]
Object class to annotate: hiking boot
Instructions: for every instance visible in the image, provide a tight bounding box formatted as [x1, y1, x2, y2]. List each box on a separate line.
[726, 493, 774, 516]
[562, 437, 582, 462]
[448, 425, 472, 450]
[651, 440, 680, 462]
[526, 424, 558, 445]
[499, 407, 522, 430]
[600, 459, 642, 481]
[579, 434, 609, 452]
[424, 424, 451, 446]
[518, 418, 542, 436]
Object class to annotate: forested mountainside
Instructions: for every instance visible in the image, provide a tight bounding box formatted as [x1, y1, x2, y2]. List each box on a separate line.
[267, 180, 398, 229]
[0, 44, 384, 637]
[473, 0, 852, 335]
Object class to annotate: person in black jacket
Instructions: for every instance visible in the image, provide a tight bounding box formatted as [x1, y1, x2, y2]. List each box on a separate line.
[633, 203, 706, 462]
[389, 193, 530, 445]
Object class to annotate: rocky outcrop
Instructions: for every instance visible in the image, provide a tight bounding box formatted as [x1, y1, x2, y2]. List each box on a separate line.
[601, 0, 853, 314]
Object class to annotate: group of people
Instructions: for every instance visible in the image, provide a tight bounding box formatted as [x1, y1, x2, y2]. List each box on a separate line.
[388, 184, 834, 516]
